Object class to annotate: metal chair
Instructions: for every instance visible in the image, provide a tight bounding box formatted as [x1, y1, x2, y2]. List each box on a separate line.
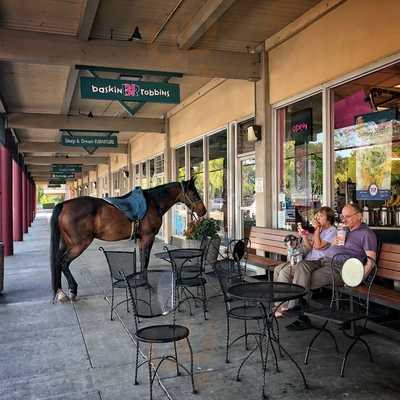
[304, 255, 378, 376]
[123, 270, 197, 400]
[164, 245, 209, 320]
[99, 247, 147, 321]
[213, 259, 266, 363]
[227, 238, 251, 280]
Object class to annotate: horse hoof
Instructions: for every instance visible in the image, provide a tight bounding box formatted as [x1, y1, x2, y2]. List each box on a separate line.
[54, 290, 70, 303]
[69, 292, 79, 303]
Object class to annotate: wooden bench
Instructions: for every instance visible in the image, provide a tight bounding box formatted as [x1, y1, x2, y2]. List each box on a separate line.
[340, 242, 400, 340]
[247, 226, 292, 277]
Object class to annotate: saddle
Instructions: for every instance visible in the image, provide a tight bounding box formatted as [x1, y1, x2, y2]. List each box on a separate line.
[105, 186, 148, 224]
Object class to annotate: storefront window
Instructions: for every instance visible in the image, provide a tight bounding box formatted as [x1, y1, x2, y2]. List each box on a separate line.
[277, 93, 323, 230]
[333, 63, 400, 226]
[174, 146, 186, 236]
[189, 139, 204, 199]
[141, 162, 147, 188]
[208, 130, 227, 236]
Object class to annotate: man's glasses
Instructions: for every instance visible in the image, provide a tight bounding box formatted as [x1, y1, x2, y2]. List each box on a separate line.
[340, 212, 360, 221]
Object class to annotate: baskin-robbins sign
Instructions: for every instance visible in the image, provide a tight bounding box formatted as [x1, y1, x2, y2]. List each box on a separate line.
[61, 135, 118, 147]
[80, 77, 180, 104]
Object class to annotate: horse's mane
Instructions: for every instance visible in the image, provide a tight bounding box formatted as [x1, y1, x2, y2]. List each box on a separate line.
[144, 181, 180, 204]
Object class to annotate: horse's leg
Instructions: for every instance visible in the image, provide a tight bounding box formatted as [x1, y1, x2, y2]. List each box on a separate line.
[55, 240, 93, 303]
[139, 234, 155, 272]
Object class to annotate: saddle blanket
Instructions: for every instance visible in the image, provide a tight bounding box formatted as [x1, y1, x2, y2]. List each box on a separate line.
[105, 187, 147, 221]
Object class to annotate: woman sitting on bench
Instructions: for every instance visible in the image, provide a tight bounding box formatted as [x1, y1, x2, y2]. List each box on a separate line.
[274, 206, 337, 317]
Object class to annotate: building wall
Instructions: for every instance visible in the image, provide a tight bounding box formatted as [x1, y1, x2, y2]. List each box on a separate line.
[269, 0, 400, 104]
[129, 133, 165, 164]
[169, 79, 254, 147]
[110, 154, 128, 172]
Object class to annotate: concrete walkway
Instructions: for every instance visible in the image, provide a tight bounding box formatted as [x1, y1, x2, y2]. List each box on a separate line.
[0, 210, 399, 400]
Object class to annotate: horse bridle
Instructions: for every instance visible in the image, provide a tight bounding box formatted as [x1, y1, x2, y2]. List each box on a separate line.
[180, 182, 202, 220]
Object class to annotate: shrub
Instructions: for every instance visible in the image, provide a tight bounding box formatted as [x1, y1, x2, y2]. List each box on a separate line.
[184, 218, 220, 240]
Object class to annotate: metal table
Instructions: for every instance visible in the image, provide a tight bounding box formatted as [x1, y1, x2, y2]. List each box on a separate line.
[228, 281, 308, 399]
[154, 248, 203, 263]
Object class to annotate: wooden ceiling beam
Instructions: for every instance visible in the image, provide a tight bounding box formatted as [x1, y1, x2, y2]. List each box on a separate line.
[7, 113, 164, 133]
[177, 0, 236, 50]
[25, 156, 108, 165]
[20, 142, 128, 155]
[60, 0, 100, 114]
[0, 29, 260, 80]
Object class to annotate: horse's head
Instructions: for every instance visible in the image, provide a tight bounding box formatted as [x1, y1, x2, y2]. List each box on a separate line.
[180, 177, 207, 217]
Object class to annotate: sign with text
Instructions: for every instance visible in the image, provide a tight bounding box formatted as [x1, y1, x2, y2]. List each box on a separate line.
[49, 179, 66, 185]
[52, 164, 82, 173]
[52, 172, 75, 179]
[290, 108, 313, 145]
[80, 77, 180, 104]
[61, 135, 118, 147]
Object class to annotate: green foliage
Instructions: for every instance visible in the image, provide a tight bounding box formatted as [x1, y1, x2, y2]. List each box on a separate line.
[184, 217, 220, 240]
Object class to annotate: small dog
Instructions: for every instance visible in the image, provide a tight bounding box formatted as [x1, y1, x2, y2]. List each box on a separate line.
[283, 234, 303, 267]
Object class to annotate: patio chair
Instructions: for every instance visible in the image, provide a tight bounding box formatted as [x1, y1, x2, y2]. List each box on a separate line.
[303, 255, 378, 377]
[123, 270, 197, 400]
[164, 244, 209, 320]
[227, 238, 251, 280]
[99, 247, 147, 321]
[213, 259, 266, 363]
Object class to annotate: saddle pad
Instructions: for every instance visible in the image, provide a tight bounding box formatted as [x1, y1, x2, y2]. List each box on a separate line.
[105, 187, 147, 221]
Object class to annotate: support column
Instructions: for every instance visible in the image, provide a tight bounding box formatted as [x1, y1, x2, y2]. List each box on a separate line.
[255, 46, 272, 228]
[163, 117, 172, 243]
[12, 158, 23, 241]
[0, 130, 14, 256]
[22, 167, 28, 234]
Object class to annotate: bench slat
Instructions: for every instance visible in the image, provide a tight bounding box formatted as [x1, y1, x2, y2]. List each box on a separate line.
[377, 268, 400, 281]
[380, 243, 400, 254]
[377, 259, 400, 272]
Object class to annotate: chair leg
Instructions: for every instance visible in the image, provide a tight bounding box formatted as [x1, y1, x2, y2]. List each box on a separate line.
[126, 287, 129, 313]
[341, 338, 358, 377]
[110, 286, 115, 321]
[358, 336, 374, 362]
[244, 320, 249, 351]
[134, 342, 140, 385]
[226, 317, 231, 363]
[202, 283, 208, 320]
[173, 340, 181, 376]
[148, 343, 154, 400]
[186, 338, 197, 394]
[304, 320, 330, 364]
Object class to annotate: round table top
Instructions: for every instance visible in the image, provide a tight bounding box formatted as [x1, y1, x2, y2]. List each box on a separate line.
[227, 281, 306, 303]
[154, 248, 203, 261]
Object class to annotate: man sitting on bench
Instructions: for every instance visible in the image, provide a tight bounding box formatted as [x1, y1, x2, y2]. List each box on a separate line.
[275, 203, 377, 330]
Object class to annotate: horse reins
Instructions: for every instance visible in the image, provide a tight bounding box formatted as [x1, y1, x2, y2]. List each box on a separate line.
[180, 182, 202, 221]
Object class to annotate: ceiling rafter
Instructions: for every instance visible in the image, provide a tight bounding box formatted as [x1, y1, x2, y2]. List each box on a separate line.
[0, 29, 260, 80]
[177, 0, 237, 50]
[60, 0, 100, 115]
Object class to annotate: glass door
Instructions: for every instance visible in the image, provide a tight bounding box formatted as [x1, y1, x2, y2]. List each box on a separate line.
[237, 156, 256, 239]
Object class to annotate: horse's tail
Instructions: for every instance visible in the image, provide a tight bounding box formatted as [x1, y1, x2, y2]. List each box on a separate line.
[50, 202, 64, 297]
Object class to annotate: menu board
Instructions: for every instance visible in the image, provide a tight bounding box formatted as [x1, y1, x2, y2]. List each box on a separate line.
[334, 120, 400, 200]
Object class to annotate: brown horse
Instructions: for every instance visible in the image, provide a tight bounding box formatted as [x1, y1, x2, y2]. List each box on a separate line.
[50, 178, 206, 302]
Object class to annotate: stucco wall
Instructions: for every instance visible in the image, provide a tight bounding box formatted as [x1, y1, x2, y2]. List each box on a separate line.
[169, 79, 254, 147]
[129, 132, 165, 163]
[269, 0, 400, 104]
[110, 154, 128, 172]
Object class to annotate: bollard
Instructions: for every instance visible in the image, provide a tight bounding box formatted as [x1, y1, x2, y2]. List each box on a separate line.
[0, 241, 3, 292]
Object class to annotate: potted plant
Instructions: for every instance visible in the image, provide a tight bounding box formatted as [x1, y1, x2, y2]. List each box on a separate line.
[184, 218, 221, 266]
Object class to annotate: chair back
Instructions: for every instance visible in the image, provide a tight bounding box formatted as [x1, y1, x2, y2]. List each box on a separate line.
[227, 238, 250, 277]
[99, 247, 137, 281]
[124, 269, 176, 329]
[329, 254, 377, 316]
[213, 259, 241, 303]
[165, 246, 207, 280]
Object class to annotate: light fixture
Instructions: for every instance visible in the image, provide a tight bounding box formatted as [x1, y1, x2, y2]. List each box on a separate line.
[129, 26, 142, 41]
[247, 125, 262, 142]
[123, 170, 130, 178]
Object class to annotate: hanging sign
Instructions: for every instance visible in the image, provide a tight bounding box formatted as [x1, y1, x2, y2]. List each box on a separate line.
[80, 77, 180, 104]
[48, 184, 62, 188]
[51, 172, 75, 179]
[61, 135, 118, 147]
[52, 164, 82, 173]
[49, 179, 66, 185]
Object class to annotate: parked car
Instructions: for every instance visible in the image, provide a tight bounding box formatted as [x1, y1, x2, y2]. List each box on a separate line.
[211, 197, 224, 211]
